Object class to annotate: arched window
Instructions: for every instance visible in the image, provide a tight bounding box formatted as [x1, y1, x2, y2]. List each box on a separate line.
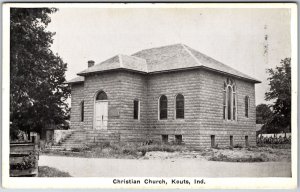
[159, 95, 168, 120]
[175, 94, 184, 119]
[245, 96, 250, 118]
[223, 78, 237, 120]
[80, 101, 84, 122]
[227, 86, 232, 120]
[96, 91, 108, 100]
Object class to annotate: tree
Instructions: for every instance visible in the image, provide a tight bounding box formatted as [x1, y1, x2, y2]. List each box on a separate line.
[256, 104, 272, 124]
[10, 8, 70, 136]
[265, 58, 291, 133]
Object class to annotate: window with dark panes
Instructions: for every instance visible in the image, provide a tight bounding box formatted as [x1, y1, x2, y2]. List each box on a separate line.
[245, 135, 249, 146]
[223, 78, 237, 121]
[133, 100, 139, 120]
[223, 82, 226, 119]
[162, 135, 168, 143]
[159, 95, 168, 120]
[211, 135, 215, 147]
[176, 94, 184, 119]
[227, 86, 232, 120]
[233, 87, 236, 120]
[230, 135, 233, 147]
[175, 135, 183, 144]
[245, 96, 249, 117]
[96, 91, 108, 100]
[80, 101, 84, 122]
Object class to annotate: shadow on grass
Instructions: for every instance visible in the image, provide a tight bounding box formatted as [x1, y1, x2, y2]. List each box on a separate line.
[38, 166, 71, 177]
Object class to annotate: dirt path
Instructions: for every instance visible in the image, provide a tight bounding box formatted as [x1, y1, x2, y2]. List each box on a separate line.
[39, 155, 291, 177]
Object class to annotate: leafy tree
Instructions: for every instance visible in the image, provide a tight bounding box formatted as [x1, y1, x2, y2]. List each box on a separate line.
[264, 58, 291, 133]
[10, 8, 70, 136]
[256, 104, 272, 124]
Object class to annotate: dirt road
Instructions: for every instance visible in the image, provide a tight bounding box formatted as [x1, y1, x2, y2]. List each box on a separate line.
[39, 155, 291, 177]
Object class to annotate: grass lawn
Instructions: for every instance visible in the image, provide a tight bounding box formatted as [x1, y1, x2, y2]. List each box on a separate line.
[38, 166, 71, 177]
[41, 142, 291, 163]
[42, 142, 188, 159]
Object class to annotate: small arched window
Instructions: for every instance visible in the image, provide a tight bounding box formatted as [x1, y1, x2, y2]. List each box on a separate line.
[245, 96, 250, 118]
[223, 78, 237, 121]
[96, 91, 108, 100]
[159, 95, 168, 120]
[175, 94, 184, 119]
[80, 101, 84, 122]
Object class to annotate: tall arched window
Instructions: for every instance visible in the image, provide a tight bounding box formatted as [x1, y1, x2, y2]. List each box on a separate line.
[245, 96, 250, 118]
[159, 95, 168, 120]
[223, 78, 237, 120]
[96, 91, 108, 100]
[227, 86, 232, 120]
[80, 101, 84, 122]
[175, 94, 184, 119]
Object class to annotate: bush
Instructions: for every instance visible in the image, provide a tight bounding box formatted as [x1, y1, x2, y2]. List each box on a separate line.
[10, 152, 37, 170]
[70, 145, 90, 152]
[209, 153, 265, 162]
[233, 144, 243, 148]
[257, 136, 291, 145]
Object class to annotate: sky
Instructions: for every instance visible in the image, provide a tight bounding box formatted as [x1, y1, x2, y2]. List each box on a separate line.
[47, 7, 291, 105]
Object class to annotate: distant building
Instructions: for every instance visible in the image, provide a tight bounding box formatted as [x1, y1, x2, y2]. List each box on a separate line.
[66, 44, 261, 149]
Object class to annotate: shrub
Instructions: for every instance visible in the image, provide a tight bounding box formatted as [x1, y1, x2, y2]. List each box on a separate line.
[70, 145, 89, 152]
[233, 144, 243, 148]
[10, 152, 37, 170]
[209, 153, 265, 162]
[257, 136, 291, 145]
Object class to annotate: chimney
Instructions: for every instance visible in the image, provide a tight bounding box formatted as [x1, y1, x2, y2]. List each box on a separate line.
[88, 60, 95, 68]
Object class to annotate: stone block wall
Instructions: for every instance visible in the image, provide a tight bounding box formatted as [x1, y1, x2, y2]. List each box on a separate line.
[69, 68, 257, 149]
[82, 71, 149, 142]
[147, 70, 202, 146]
[198, 69, 256, 148]
[70, 83, 84, 129]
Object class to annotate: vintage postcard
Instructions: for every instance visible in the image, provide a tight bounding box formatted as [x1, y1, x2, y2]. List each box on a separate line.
[2, 2, 298, 189]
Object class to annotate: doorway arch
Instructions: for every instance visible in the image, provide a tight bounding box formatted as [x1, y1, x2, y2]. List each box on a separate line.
[94, 90, 108, 130]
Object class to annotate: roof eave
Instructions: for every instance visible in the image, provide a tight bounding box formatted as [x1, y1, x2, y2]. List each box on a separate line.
[65, 80, 84, 85]
[149, 66, 261, 83]
[77, 68, 148, 76]
[76, 66, 261, 84]
[200, 66, 261, 84]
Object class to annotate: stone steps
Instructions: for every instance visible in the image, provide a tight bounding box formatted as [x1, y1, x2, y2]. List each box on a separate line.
[47, 129, 120, 151]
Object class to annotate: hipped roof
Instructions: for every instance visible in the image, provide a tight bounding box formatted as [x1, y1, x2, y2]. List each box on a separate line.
[67, 44, 260, 84]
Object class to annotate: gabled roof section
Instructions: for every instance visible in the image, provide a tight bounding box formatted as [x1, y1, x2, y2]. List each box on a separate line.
[75, 43, 260, 83]
[65, 76, 84, 84]
[77, 54, 147, 76]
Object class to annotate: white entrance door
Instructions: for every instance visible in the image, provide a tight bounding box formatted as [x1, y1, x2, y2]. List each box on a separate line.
[94, 101, 108, 130]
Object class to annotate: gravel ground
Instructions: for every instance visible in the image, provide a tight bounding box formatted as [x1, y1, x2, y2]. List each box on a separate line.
[39, 155, 291, 177]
